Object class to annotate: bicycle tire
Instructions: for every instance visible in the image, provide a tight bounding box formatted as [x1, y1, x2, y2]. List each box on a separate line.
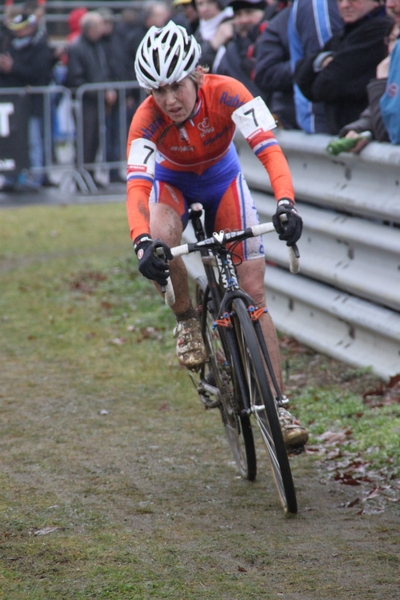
[232, 300, 298, 514]
[195, 278, 257, 481]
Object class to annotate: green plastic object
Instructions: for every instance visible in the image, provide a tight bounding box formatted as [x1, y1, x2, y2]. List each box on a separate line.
[326, 131, 372, 156]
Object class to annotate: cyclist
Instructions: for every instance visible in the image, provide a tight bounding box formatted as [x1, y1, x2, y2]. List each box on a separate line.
[126, 21, 308, 450]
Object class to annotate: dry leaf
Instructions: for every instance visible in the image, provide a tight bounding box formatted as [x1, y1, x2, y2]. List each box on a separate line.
[33, 526, 59, 536]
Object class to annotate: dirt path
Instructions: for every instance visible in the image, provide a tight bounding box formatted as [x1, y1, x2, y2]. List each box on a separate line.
[1, 356, 399, 599]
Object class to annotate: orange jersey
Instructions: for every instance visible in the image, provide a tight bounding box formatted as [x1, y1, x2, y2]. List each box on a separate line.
[126, 74, 294, 241]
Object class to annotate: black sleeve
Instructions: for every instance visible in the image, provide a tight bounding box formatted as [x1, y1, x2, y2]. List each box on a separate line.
[293, 50, 321, 101]
[65, 45, 86, 89]
[295, 19, 390, 103]
[254, 8, 293, 93]
[11, 41, 53, 86]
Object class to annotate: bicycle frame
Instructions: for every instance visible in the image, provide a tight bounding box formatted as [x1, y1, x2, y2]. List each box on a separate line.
[188, 205, 285, 409]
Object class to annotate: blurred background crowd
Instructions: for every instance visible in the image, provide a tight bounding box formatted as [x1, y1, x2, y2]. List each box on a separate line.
[0, 0, 399, 191]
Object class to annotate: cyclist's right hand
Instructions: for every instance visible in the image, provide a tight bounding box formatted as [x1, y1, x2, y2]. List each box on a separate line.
[134, 235, 173, 286]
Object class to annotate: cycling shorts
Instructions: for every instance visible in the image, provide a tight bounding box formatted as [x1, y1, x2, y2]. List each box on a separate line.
[149, 145, 264, 262]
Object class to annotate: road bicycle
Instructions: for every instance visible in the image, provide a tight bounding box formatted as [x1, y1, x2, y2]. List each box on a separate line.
[162, 203, 300, 515]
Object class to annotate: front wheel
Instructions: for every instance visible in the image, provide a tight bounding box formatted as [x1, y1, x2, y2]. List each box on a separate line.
[233, 300, 297, 515]
[195, 278, 257, 481]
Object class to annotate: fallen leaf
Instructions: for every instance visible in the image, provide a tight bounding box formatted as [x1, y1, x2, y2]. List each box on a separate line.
[110, 338, 125, 346]
[33, 526, 59, 536]
[346, 498, 360, 508]
[317, 430, 348, 444]
[365, 487, 382, 500]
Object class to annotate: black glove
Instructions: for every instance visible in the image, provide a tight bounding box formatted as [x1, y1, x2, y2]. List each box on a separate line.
[134, 235, 173, 287]
[272, 198, 303, 247]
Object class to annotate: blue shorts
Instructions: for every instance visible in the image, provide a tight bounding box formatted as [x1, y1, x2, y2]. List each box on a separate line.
[150, 143, 264, 261]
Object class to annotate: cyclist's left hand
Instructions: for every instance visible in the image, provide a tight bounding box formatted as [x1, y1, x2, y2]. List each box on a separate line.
[272, 198, 303, 247]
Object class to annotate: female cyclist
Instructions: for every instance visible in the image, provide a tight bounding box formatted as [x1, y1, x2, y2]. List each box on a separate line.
[126, 21, 308, 450]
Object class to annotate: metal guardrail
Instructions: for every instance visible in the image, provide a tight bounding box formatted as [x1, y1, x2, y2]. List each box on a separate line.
[236, 130, 400, 225]
[230, 132, 400, 382]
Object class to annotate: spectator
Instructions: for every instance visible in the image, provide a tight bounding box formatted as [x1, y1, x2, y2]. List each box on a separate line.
[172, 0, 200, 35]
[23, 0, 47, 36]
[0, 8, 53, 190]
[125, 2, 172, 81]
[339, 6, 400, 149]
[215, 0, 268, 97]
[98, 7, 129, 183]
[194, 0, 234, 69]
[294, 0, 393, 135]
[254, 2, 299, 129]
[380, 0, 400, 143]
[288, 0, 343, 133]
[65, 11, 116, 187]
[114, 7, 142, 43]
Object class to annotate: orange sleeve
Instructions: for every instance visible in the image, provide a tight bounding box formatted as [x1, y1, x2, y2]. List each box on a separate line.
[256, 143, 294, 201]
[126, 179, 153, 242]
[246, 129, 294, 201]
[125, 98, 162, 242]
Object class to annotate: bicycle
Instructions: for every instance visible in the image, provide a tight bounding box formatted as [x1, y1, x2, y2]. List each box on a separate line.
[161, 203, 301, 515]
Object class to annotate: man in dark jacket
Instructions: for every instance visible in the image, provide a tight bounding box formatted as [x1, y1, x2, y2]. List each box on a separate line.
[66, 11, 115, 186]
[0, 10, 53, 190]
[99, 8, 130, 183]
[294, 0, 393, 135]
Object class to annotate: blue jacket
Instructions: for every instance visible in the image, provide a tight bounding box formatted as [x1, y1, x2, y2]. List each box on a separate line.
[288, 0, 342, 133]
[380, 41, 400, 144]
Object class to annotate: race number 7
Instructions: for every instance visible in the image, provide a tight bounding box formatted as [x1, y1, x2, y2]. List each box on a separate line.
[243, 108, 258, 128]
[143, 145, 154, 164]
[232, 96, 276, 138]
[128, 138, 157, 177]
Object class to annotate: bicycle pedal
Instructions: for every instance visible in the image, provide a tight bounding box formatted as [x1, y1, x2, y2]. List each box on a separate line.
[277, 394, 289, 407]
[199, 394, 220, 409]
[197, 381, 221, 409]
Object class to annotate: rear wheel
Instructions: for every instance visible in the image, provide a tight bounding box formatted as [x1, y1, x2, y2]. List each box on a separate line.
[195, 278, 257, 481]
[233, 300, 297, 514]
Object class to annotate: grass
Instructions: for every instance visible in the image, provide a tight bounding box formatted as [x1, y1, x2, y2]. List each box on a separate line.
[0, 203, 399, 599]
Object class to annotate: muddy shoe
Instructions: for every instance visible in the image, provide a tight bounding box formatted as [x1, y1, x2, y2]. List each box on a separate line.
[278, 406, 309, 452]
[174, 317, 206, 371]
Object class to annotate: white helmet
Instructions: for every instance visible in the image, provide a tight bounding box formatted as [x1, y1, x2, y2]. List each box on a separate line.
[135, 21, 202, 90]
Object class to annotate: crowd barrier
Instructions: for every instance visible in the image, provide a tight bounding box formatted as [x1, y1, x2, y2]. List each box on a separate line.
[183, 133, 400, 382]
[0, 82, 142, 193]
[73, 81, 144, 191]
